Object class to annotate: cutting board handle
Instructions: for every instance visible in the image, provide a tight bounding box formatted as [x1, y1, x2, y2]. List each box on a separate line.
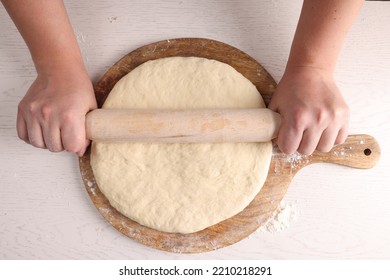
[310, 134, 381, 169]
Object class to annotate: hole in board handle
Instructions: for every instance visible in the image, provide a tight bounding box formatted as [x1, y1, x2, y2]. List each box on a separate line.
[364, 148, 372, 156]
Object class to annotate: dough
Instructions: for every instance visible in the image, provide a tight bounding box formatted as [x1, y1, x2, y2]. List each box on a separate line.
[91, 57, 272, 233]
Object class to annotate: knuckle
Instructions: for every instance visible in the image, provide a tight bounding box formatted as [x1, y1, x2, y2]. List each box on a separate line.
[291, 110, 307, 130]
[27, 102, 38, 116]
[61, 110, 76, 125]
[22, 101, 42, 119]
[315, 109, 329, 125]
[17, 102, 25, 114]
[40, 105, 53, 122]
[335, 107, 350, 122]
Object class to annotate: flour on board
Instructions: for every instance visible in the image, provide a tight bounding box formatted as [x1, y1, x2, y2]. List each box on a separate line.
[258, 200, 299, 233]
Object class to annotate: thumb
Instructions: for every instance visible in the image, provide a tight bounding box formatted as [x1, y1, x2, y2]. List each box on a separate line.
[267, 97, 278, 112]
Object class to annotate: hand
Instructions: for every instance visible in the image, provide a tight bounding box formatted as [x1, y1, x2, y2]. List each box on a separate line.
[17, 68, 97, 156]
[268, 66, 349, 155]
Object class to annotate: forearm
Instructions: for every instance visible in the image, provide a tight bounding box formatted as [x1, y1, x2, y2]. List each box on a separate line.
[1, 0, 85, 75]
[287, 0, 363, 73]
[2, 0, 96, 156]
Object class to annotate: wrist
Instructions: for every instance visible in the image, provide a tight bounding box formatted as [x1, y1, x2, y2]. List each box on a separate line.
[283, 63, 334, 79]
[34, 61, 92, 93]
[34, 53, 87, 77]
[285, 50, 337, 74]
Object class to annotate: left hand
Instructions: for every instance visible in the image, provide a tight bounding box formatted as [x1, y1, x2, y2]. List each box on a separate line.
[16, 67, 97, 157]
[268, 66, 349, 155]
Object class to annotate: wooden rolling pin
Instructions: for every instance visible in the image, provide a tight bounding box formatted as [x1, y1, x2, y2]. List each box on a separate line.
[86, 108, 282, 143]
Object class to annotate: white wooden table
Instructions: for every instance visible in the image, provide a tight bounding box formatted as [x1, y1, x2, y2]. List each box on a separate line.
[1, 0, 389, 259]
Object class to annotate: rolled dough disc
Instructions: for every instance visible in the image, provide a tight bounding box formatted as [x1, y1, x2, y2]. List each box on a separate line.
[90, 57, 272, 234]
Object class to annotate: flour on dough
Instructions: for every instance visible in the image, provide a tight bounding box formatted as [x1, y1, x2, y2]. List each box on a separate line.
[91, 57, 272, 233]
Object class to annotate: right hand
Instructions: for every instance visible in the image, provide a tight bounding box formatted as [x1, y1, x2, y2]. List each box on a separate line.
[17, 68, 97, 156]
[268, 66, 349, 155]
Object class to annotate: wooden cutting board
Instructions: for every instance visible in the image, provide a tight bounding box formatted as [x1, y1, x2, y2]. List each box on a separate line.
[79, 38, 381, 253]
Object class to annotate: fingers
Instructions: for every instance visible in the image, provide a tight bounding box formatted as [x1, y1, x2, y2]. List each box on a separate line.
[315, 127, 339, 153]
[269, 65, 350, 155]
[276, 121, 303, 155]
[298, 128, 323, 155]
[18, 114, 63, 152]
[60, 114, 88, 156]
[17, 105, 89, 156]
[335, 125, 349, 145]
[25, 117, 46, 149]
[77, 139, 91, 157]
[269, 101, 304, 154]
[276, 121, 348, 155]
[271, 104, 348, 155]
[42, 122, 63, 152]
[16, 109, 28, 143]
[271, 96, 349, 155]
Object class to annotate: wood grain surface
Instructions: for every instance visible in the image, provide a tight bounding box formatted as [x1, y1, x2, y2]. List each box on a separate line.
[79, 38, 380, 253]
